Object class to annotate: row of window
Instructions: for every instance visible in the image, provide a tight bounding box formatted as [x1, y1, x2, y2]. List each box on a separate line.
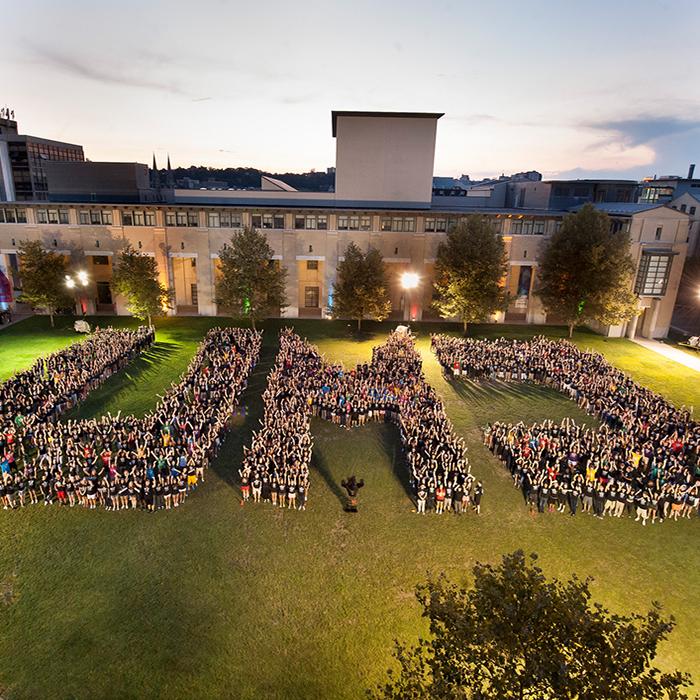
[0, 208, 27, 224]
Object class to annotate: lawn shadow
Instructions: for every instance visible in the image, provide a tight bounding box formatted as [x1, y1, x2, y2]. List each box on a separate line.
[310, 418, 413, 510]
[62, 341, 180, 421]
[310, 442, 347, 507]
[208, 344, 277, 490]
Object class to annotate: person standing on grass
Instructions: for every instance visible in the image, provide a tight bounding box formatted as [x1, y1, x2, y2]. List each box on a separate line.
[416, 484, 427, 514]
[473, 481, 483, 515]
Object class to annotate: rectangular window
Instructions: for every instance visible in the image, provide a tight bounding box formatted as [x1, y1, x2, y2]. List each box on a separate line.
[144, 212, 156, 226]
[318, 215, 328, 230]
[349, 215, 359, 231]
[404, 217, 415, 232]
[16, 209, 27, 223]
[359, 216, 370, 231]
[92, 255, 109, 266]
[381, 217, 392, 231]
[176, 212, 187, 226]
[680, 204, 687, 213]
[90, 210, 101, 225]
[133, 211, 145, 226]
[191, 284, 198, 305]
[425, 218, 435, 232]
[36, 209, 48, 224]
[101, 210, 113, 225]
[187, 212, 198, 227]
[59, 210, 69, 224]
[166, 212, 176, 226]
[3, 209, 15, 223]
[532, 220, 545, 235]
[251, 214, 262, 228]
[208, 212, 220, 228]
[304, 215, 316, 229]
[337, 215, 348, 230]
[655, 226, 663, 241]
[274, 214, 285, 229]
[306, 260, 318, 270]
[511, 219, 523, 235]
[516, 266, 532, 297]
[689, 206, 696, 215]
[47, 210, 59, 224]
[262, 214, 273, 229]
[521, 219, 533, 235]
[122, 212, 134, 226]
[635, 253, 673, 296]
[391, 217, 403, 232]
[304, 286, 319, 308]
[294, 215, 305, 230]
[79, 211, 90, 225]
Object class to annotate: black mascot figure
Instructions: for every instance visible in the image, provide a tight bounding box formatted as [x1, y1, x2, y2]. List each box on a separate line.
[341, 475, 364, 513]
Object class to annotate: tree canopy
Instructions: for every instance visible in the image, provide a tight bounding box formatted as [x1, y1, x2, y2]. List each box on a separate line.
[111, 244, 172, 326]
[371, 551, 692, 700]
[215, 226, 287, 329]
[537, 203, 639, 337]
[433, 216, 508, 333]
[331, 242, 391, 330]
[17, 240, 73, 327]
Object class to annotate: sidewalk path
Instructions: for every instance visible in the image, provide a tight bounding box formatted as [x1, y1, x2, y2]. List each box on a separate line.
[631, 337, 700, 374]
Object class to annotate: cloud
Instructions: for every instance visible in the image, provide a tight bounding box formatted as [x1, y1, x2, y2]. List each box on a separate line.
[192, 97, 212, 102]
[585, 115, 700, 146]
[28, 44, 190, 96]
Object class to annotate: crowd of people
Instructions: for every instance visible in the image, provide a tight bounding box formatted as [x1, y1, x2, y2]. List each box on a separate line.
[0, 326, 261, 511]
[241, 329, 482, 514]
[432, 334, 700, 524]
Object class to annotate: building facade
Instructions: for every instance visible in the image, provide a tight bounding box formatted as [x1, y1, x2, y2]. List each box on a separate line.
[0, 117, 85, 202]
[0, 111, 691, 338]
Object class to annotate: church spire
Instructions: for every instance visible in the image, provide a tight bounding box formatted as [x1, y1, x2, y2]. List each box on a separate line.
[166, 153, 175, 188]
[151, 153, 161, 189]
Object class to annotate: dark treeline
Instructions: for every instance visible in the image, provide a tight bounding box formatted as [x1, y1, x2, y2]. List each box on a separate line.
[157, 166, 335, 192]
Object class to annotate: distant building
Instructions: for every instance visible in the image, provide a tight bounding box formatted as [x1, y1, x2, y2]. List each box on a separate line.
[45, 161, 155, 203]
[506, 179, 638, 209]
[0, 116, 84, 201]
[639, 165, 700, 204]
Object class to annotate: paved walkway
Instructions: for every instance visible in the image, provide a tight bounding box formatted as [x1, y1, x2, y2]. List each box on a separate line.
[631, 337, 700, 373]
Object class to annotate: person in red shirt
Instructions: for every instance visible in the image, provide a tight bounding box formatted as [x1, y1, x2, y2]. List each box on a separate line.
[435, 484, 446, 514]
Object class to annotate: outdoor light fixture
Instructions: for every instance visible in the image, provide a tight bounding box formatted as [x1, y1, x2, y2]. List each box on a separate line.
[401, 271, 420, 290]
[65, 271, 89, 289]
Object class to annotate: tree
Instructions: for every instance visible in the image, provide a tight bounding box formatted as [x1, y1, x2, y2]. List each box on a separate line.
[111, 244, 172, 326]
[215, 226, 287, 330]
[537, 203, 639, 338]
[331, 242, 391, 330]
[433, 216, 508, 334]
[371, 551, 693, 700]
[17, 240, 73, 327]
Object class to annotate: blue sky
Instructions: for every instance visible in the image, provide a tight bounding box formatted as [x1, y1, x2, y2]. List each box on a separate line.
[4, 0, 700, 179]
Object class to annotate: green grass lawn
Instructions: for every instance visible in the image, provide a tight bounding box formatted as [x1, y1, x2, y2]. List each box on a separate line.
[0, 316, 699, 699]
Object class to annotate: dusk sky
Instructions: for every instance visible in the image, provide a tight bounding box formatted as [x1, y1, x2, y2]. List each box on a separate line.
[5, 0, 700, 179]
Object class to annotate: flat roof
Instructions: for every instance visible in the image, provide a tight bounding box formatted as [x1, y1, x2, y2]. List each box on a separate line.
[331, 110, 444, 137]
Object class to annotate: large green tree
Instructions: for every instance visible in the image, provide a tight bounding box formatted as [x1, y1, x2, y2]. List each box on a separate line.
[111, 244, 172, 326]
[371, 551, 692, 700]
[537, 203, 639, 337]
[17, 240, 73, 327]
[433, 216, 508, 333]
[331, 242, 391, 330]
[215, 226, 287, 329]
